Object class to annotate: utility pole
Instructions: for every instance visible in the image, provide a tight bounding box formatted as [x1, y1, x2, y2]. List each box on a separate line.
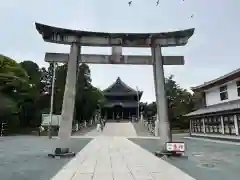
[48, 62, 57, 139]
[136, 86, 140, 121]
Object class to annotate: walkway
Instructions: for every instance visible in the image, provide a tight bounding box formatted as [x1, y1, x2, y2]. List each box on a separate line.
[52, 122, 195, 180]
[84, 122, 137, 137]
[52, 136, 194, 180]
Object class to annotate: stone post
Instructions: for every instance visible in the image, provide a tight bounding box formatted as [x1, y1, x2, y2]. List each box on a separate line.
[152, 45, 171, 148]
[75, 123, 79, 131]
[234, 115, 239, 135]
[202, 118, 206, 134]
[140, 112, 143, 124]
[189, 119, 192, 135]
[220, 116, 225, 134]
[55, 43, 80, 155]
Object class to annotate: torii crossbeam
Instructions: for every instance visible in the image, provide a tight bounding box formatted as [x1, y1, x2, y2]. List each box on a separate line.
[45, 53, 184, 65]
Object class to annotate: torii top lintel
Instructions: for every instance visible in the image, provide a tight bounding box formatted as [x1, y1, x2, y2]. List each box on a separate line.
[35, 22, 194, 48]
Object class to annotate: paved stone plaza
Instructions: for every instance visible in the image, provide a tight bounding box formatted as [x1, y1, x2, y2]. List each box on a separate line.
[0, 136, 92, 180]
[129, 136, 240, 180]
[1, 122, 240, 180]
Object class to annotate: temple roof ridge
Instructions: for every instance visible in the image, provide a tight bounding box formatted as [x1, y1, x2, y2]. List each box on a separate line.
[103, 77, 139, 94]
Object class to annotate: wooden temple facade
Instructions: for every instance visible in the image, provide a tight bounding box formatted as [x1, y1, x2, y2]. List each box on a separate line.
[101, 77, 142, 121]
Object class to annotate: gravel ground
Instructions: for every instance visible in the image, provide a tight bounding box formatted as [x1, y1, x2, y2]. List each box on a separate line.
[0, 136, 92, 180]
[129, 136, 240, 180]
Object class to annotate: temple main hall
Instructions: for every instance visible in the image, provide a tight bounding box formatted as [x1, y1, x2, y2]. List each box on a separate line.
[101, 77, 142, 121]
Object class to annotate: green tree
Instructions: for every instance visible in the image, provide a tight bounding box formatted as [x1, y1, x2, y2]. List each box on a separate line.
[75, 63, 104, 123]
[144, 75, 194, 129]
[0, 55, 107, 134]
[19, 61, 43, 127]
[0, 55, 30, 132]
[41, 62, 104, 123]
[143, 102, 157, 118]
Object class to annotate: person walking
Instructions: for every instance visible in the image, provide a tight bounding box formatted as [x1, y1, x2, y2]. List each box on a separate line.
[103, 118, 106, 127]
[96, 116, 101, 132]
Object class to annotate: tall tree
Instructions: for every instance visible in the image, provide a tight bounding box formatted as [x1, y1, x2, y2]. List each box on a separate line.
[0, 55, 30, 131]
[144, 75, 194, 129]
[75, 63, 104, 123]
[19, 61, 42, 127]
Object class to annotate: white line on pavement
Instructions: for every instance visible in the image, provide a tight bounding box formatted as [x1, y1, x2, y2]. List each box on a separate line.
[184, 136, 240, 146]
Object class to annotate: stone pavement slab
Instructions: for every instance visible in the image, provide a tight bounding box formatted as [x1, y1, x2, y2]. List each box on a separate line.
[52, 136, 195, 180]
[129, 136, 240, 180]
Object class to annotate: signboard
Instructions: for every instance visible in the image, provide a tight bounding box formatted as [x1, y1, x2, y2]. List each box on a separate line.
[166, 142, 185, 152]
[41, 114, 61, 126]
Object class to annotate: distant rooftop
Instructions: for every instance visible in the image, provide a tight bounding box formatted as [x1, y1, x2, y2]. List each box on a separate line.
[103, 77, 143, 97]
[191, 68, 240, 91]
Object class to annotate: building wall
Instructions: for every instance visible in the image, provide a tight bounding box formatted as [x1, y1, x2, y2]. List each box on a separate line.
[205, 78, 240, 106]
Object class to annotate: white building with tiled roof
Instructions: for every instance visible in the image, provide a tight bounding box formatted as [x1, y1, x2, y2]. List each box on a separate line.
[186, 68, 240, 138]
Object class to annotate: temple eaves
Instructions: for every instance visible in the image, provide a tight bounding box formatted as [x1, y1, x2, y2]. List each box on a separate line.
[35, 22, 194, 47]
[103, 77, 143, 97]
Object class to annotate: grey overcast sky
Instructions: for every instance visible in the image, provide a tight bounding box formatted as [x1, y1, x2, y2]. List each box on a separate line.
[0, 0, 240, 102]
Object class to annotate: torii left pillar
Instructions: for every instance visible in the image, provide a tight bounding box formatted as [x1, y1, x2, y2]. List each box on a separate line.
[49, 42, 80, 157]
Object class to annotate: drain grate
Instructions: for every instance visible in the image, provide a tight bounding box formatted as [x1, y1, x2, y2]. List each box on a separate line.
[192, 152, 204, 157]
[200, 163, 215, 168]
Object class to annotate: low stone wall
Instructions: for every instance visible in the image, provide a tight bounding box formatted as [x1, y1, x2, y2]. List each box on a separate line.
[40, 121, 96, 136]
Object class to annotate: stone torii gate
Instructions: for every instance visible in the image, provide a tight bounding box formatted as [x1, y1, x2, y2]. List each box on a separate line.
[35, 23, 194, 156]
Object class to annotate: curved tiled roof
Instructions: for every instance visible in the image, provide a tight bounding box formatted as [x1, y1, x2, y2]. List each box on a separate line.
[103, 77, 136, 92]
[191, 68, 240, 91]
[103, 77, 143, 97]
[35, 22, 194, 47]
[185, 99, 240, 117]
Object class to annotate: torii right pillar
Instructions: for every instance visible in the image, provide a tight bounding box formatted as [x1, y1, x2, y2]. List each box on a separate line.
[152, 45, 171, 148]
[150, 30, 195, 151]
